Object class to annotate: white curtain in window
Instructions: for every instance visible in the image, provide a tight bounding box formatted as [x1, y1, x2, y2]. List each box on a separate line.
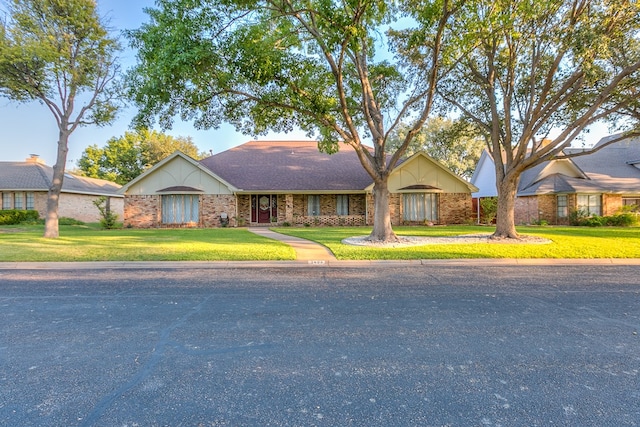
[162, 195, 199, 223]
[308, 195, 321, 216]
[336, 195, 349, 216]
[14, 192, 23, 209]
[403, 194, 438, 221]
[26, 192, 34, 210]
[2, 193, 11, 210]
[577, 194, 601, 216]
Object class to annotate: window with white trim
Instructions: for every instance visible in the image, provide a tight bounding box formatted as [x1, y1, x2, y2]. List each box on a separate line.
[557, 195, 568, 218]
[2, 193, 11, 210]
[162, 195, 199, 224]
[403, 193, 438, 221]
[577, 194, 601, 216]
[336, 195, 349, 216]
[308, 195, 321, 216]
[26, 192, 34, 210]
[14, 192, 24, 210]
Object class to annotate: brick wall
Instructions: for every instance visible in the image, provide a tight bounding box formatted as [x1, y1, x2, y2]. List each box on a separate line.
[288, 194, 367, 226]
[368, 192, 473, 225]
[237, 195, 251, 225]
[2, 191, 123, 223]
[201, 194, 237, 227]
[515, 193, 623, 225]
[439, 193, 474, 224]
[366, 193, 402, 225]
[124, 195, 160, 228]
[603, 194, 622, 216]
[125, 191, 473, 228]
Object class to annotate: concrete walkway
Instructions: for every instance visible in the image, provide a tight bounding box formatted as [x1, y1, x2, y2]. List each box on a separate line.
[247, 227, 337, 262]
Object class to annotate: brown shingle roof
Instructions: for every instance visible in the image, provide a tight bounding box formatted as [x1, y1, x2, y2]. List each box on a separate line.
[199, 141, 373, 192]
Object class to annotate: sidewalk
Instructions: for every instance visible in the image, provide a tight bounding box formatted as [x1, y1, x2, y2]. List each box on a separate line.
[247, 227, 337, 262]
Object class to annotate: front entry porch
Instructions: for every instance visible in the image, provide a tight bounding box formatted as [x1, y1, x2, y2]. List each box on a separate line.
[250, 194, 278, 224]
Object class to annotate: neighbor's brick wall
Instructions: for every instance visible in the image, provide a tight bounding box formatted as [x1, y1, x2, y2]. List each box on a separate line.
[35, 192, 123, 223]
[603, 194, 622, 216]
[515, 196, 538, 225]
[7, 191, 123, 223]
[515, 194, 623, 225]
[34, 192, 47, 216]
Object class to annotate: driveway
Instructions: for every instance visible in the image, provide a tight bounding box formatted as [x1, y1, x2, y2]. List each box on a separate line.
[1, 265, 639, 426]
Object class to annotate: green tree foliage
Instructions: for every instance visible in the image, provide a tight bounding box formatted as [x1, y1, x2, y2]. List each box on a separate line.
[77, 129, 206, 185]
[387, 117, 485, 179]
[0, 0, 120, 238]
[126, 0, 464, 242]
[425, 0, 640, 238]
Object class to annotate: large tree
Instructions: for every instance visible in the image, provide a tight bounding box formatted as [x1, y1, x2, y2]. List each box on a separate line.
[0, 0, 120, 238]
[77, 129, 206, 185]
[126, 0, 463, 242]
[431, 0, 640, 238]
[387, 117, 485, 179]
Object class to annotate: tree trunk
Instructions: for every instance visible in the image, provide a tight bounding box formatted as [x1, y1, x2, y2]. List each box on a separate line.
[367, 179, 398, 242]
[493, 175, 519, 239]
[43, 129, 70, 238]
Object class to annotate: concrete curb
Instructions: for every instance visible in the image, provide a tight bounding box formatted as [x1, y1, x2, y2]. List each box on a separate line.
[1, 258, 640, 270]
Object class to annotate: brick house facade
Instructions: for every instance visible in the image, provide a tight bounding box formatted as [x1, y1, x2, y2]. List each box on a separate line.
[1, 156, 123, 223]
[471, 136, 640, 225]
[120, 141, 478, 228]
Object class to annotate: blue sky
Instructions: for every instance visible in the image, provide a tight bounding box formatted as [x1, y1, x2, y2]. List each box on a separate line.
[0, 0, 305, 166]
[1, 0, 611, 167]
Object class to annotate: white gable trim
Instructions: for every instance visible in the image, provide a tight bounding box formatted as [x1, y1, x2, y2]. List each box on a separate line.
[365, 151, 478, 193]
[118, 151, 239, 195]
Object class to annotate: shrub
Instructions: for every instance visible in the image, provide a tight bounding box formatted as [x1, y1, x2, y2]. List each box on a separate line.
[58, 217, 85, 226]
[568, 209, 588, 226]
[93, 197, 119, 229]
[581, 215, 605, 227]
[569, 208, 638, 227]
[604, 213, 638, 227]
[479, 197, 498, 225]
[0, 210, 40, 225]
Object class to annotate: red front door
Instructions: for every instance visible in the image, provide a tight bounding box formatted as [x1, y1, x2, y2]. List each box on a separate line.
[251, 195, 277, 223]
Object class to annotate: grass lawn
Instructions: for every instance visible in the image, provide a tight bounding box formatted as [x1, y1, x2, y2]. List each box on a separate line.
[0, 224, 295, 262]
[0, 223, 638, 261]
[273, 225, 640, 260]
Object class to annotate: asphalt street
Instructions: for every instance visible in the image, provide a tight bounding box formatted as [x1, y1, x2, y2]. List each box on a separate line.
[0, 265, 639, 426]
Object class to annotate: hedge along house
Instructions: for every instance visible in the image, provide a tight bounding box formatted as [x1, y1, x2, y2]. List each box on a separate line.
[119, 141, 478, 228]
[0, 154, 123, 222]
[470, 135, 640, 225]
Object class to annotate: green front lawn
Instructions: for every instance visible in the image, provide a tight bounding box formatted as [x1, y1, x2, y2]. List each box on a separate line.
[273, 225, 640, 260]
[0, 223, 638, 261]
[0, 224, 295, 262]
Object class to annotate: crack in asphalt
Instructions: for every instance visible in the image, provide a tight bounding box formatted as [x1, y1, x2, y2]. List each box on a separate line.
[78, 296, 272, 427]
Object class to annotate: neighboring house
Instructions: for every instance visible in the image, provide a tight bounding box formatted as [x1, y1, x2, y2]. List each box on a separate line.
[119, 140, 478, 228]
[0, 155, 124, 223]
[470, 135, 640, 225]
